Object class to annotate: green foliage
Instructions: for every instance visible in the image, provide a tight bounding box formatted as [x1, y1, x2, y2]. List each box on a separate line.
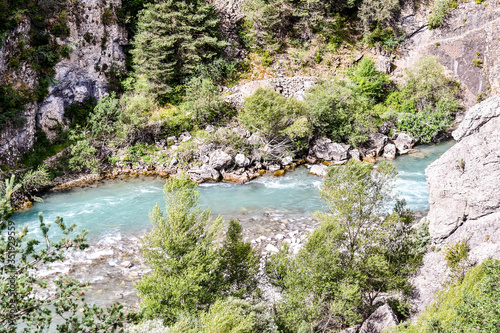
[131, 0, 228, 100]
[382, 56, 460, 143]
[20, 164, 51, 194]
[304, 78, 374, 147]
[88, 93, 121, 139]
[348, 57, 390, 102]
[444, 239, 471, 282]
[358, 0, 400, 33]
[68, 136, 101, 174]
[136, 175, 224, 322]
[392, 259, 500, 333]
[240, 88, 307, 141]
[0, 176, 137, 332]
[180, 77, 231, 124]
[268, 161, 427, 331]
[428, 0, 460, 29]
[216, 219, 260, 298]
[64, 98, 97, 128]
[21, 130, 70, 170]
[0, 85, 27, 131]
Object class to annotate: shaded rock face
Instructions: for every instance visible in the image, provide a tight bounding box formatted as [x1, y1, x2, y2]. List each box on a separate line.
[359, 304, 398, 333]
[414, 94, 500, 312]
[211, 0, 246, 58]
[38, 0, 127, 138]
[0, 0, 127, 164]
[396, 1, 500, 107]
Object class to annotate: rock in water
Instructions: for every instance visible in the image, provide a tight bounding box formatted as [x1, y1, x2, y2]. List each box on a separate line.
[413, 95, 500, 312]
[309, 164, 328, 177]
[359, 304, 398, 333]
[383, 143, 397, 159]
[310, 138, 350, 162]
[209, 150, 233, 170]
[393, 133, 416, 155]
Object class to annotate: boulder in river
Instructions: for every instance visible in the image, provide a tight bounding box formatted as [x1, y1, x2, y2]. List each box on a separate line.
[310, 138, 350, 162]
[309, 164, 328, 177]
[393, 132, 416, 155]
[383, 143, 397, 159]
[360, 133, 389, 157]
[209, 150, 233, 170]
[187, 165, 221, 183]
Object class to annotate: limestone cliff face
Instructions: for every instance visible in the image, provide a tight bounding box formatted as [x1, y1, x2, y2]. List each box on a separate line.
[0, 0, 127, 165]
[413, 94, 500, 312]
[395, 1, 500, 107]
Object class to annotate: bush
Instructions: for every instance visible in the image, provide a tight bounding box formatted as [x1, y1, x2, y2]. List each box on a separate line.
[382, 56, 460, 143]
[304, 79, 374, 147]
[68, 138, 101, 173]
[181, 77, 231, 124]
[392, 259, 500, 333]
[88, 93, 121, 139]
[239, 88, 307, 141]
[428, 0, 459, 29]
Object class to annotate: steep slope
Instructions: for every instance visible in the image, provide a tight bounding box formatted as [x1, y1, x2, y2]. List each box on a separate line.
[412, 94, 500, 312]
[0, 0, 126, 165]
[395, 1, 500, 107]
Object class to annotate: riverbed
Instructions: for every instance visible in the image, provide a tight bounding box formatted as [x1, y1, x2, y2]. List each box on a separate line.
[12, 140, 455, 310]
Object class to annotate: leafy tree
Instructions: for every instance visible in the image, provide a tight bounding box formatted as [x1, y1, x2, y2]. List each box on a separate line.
[136, 174, 224, 322]
[347, 57, 390, 102]
[0, 176, 136, 332]
[180, 77, 231, 124]
[383, 56, 460, 143]
[267, 161, 428, 332]
[131, 0, 228, 99]
[88, 93, 121, 140]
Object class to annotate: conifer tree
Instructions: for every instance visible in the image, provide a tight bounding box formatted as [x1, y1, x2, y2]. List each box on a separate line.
[131, 0, 228, 99]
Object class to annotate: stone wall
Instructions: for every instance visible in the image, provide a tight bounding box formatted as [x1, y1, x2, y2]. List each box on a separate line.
[412, 94, 500, 312]
[225, 76, 318, 107]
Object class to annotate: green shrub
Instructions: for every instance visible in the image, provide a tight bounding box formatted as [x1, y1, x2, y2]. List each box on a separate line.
[64, 98, 97, 127]
[347, 57, 390, 102]
[68, 138, 101, 173]
[239, 88, 307, 141]
[428, 0, 460, 29]
[392, 259, 500, 333]
[304, 79, 374, 147]
[181, 77, 231, 124]
[0, 85, 27, 131]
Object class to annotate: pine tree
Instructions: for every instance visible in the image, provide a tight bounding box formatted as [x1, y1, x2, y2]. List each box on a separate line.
[131, 0, 228, 99]
[136, 174, 223, 322]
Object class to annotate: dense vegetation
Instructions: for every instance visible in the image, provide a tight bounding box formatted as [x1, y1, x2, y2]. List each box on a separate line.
[392, 258, 500, 333]
[1, 0, 488, 331]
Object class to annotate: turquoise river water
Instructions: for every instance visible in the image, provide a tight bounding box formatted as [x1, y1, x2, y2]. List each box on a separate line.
[12, 140, 455, 244]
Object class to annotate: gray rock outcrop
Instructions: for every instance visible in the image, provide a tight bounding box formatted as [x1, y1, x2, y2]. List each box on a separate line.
[310, 138, 350, 163]
[309, 164, 328, 177]
[393, 133, 416, 155]
[209, 150, 233, 170]
[413, 94, 500, 312]
[0, 0, 127, 164]
[359, 304, 399, 333]
[395, 1, 500, 107]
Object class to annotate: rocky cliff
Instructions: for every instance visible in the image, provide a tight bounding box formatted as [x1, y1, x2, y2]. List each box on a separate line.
[413, 94, 500, 312]
[0, 0, 127, 165]
[395, 1, 500, 107]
